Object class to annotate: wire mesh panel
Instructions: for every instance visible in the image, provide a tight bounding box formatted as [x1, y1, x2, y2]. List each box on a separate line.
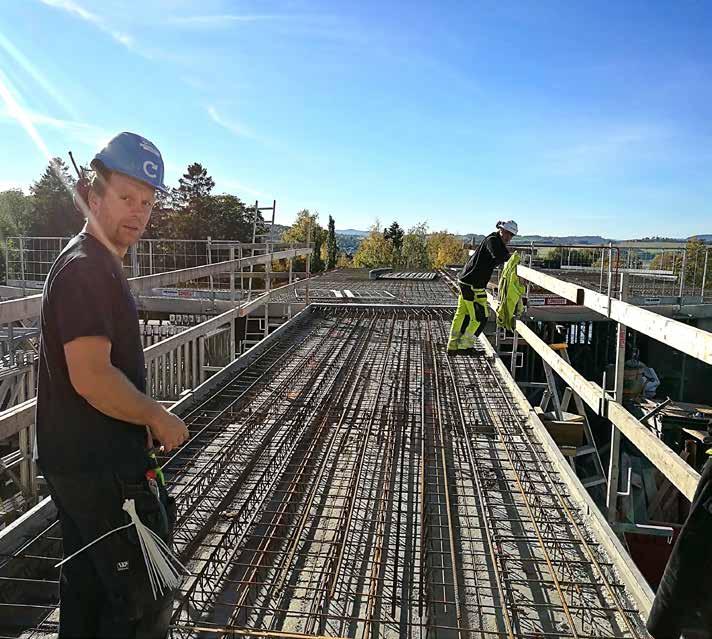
[1, 306, 650, 639]
[270, 269, 456, 306]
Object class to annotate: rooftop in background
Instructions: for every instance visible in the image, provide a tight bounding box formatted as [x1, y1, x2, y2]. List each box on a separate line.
[268, 268, 456, 305]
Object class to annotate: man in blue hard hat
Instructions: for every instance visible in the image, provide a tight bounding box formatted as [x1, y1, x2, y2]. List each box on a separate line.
[447, 220, 518, 353]
[36, 132, 189, 638]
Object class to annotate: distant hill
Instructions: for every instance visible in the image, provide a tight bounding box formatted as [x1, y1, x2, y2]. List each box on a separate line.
[690, 234, 712, 242]
[514, 235, 614, 245]
[336, 229, 369, 237]
[465, 234, 615, 246]
[268, 223, 290, 239]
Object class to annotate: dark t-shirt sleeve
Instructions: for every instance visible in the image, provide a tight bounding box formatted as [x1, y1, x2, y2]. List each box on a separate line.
[486, 236, 510, 266]
[50, 259, 115, 345]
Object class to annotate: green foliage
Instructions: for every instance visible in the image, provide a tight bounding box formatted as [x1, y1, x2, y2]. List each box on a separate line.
[650, 239, 710, 288]
[326, 215, 338, 270]
[401, 222, 430, 269]
[0, 189, 33, 282]
[353, 222, 394, 268]
[146, 164, 265, 241]
[427, 231, 466, 269]
[384, 221, 404, 266]
[173, 163, 215, 207]
[336, 253, 352, 268]
[26, 159, 83, 237]
[0, 189, 32, 238]
[546, 247, 598, 269]
[684, 239, 709, 287]
[281, 209, 328, 272]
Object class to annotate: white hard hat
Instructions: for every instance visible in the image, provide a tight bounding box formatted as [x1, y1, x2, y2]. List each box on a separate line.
[497, 220, 518, 235]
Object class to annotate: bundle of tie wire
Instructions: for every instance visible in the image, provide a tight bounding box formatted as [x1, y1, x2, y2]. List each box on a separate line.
[55, 498, 190, 600]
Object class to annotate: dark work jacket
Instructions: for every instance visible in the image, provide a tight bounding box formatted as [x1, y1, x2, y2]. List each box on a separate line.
[459, 232, 510, 288]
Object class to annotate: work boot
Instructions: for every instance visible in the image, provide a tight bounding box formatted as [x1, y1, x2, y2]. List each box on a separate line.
[459, 335, 476, 350]
[447, 335, 461, 353]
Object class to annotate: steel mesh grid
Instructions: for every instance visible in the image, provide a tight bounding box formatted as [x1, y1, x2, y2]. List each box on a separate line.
[2, 306, 649, 639]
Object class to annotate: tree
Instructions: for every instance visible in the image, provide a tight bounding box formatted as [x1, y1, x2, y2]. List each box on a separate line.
[282, 209, 327, 272]
[26, 158, 83, 237]
[401, 222, 431, 269]
[173, 163, 215, 208]
[326, 215, 338, 270]
[384, 221, 404, 267]
[311, 231, 324, 272]
[0, 189, 33, 283]
[353, 222, 394, 268]
[684, 238, 708, 287]
[186, 195, 264, 241]
[427, 231, 466, 269]
[651, 239, 710, 288]
[0, 189, 32, 238]
[336, 253, 352, 268]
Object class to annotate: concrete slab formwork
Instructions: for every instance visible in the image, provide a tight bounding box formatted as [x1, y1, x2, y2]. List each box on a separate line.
[1, 305, 652, 638]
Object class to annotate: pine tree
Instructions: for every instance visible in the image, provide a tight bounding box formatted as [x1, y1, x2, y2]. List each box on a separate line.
[326, 215, 338, 269]
[27, 158, 82, 237]
[174, 163, 215, 206]
[384, 221, 404, 267]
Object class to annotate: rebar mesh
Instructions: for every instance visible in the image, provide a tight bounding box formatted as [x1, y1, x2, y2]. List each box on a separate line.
[1, 306, 649, 639]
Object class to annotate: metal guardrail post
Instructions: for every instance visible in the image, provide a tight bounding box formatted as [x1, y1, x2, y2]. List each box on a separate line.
[199, 336, 206, 384]
[19, 237, 26, 297]
[607, 272, 628, 522]
[130, 244, 139, 277]
[678, 249, 687, 302]
[229, 246, 235, 303]
[606, 243, 613, 315]
[306, 223, 311, 305]
[207, 236, 214, 294]
[702, 248, 709, 302]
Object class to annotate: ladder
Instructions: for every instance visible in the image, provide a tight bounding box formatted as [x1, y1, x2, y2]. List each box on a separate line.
[542, 343, 607, 495]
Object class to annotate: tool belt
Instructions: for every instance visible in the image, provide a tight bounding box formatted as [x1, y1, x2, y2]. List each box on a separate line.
[458, 281, 487, 297]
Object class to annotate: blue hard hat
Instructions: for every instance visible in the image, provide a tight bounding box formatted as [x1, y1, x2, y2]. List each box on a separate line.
[91, 132, 168, 193]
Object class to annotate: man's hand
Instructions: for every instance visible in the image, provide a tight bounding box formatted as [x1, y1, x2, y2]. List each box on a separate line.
[148, 408, 189, 453]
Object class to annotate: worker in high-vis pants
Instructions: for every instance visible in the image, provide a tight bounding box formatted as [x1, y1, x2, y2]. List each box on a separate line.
[447, 220, 517, 353]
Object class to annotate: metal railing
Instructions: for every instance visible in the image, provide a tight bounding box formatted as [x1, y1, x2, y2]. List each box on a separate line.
[508, 242, 712, 304]
[4, 236, 306, 286]
[0, 270, 316, 516]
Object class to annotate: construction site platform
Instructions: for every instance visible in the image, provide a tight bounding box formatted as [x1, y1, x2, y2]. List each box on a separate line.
[1, 305, 651, 638]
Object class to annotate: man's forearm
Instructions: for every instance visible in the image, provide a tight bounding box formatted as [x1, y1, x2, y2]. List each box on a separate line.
[79, 365, 163, 427]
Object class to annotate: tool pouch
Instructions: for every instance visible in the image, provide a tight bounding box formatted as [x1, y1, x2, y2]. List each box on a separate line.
[119, 478, 174, 544]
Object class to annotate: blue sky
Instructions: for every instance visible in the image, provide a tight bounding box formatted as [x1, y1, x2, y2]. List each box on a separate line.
[1, 1, 711, 239]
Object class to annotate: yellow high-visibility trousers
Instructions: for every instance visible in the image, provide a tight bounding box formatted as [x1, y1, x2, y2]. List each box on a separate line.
[448, 284, 488, 351]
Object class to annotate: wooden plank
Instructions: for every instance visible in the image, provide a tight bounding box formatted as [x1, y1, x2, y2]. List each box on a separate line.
[0, 295, 42, 324]
[0, 399, 35, 440]
[518, 264, 712, 365]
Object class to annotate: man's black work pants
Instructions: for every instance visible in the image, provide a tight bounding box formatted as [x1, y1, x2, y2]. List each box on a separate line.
[44, 471, 175, 639]
[647, 458, 712, 638]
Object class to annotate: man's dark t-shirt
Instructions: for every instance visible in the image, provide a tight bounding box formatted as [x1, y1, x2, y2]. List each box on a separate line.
[459, 231, 510, 288]
[35, 232, 149, 476]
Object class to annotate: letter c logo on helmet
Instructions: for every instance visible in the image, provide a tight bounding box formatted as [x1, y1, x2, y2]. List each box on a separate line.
[143, 160, 158, 179]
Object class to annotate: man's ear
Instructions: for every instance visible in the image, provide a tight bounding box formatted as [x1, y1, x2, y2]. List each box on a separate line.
[87, 188, 101, 216]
